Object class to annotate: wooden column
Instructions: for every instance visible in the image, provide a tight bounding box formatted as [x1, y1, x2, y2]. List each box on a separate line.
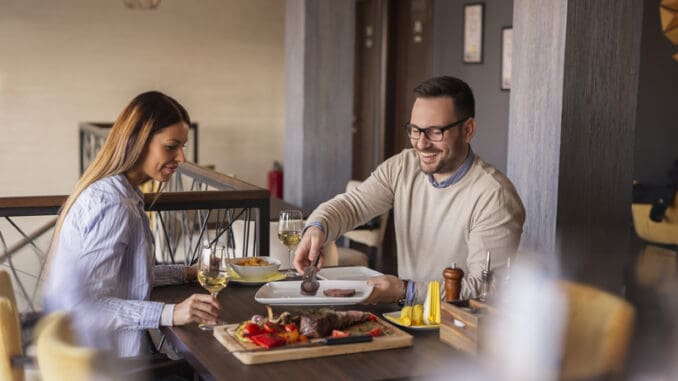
[507, 0, 643, 292]
[284, 0, 355, 210]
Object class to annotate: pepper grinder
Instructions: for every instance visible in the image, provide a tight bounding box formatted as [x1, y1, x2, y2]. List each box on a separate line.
[479, 251, 493, 302]
[443, 263, 464, 301]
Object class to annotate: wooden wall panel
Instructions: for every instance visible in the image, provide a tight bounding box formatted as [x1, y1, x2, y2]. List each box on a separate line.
[508, 0, 643, 292]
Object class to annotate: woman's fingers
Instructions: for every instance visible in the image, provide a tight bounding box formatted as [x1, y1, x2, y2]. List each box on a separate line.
[174, 294, 222, 325]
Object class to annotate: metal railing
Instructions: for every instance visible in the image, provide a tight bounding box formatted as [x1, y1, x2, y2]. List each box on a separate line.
[0, 163, 269, 313]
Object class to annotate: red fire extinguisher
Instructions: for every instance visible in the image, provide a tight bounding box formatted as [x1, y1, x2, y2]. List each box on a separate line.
[268, 161, 283, 198]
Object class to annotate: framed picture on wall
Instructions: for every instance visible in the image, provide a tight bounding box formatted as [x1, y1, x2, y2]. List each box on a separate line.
[501, 26, 513, 90]
[463, 3, 484, 64]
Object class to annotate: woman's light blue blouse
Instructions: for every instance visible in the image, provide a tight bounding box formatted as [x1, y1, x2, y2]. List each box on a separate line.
[44, 174, 185, 357]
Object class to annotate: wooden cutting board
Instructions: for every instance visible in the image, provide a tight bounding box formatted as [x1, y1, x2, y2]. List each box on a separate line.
[214, 316, 413, 365]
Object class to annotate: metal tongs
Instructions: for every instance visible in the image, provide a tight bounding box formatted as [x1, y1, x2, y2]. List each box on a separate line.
[300, 254, 321, 296]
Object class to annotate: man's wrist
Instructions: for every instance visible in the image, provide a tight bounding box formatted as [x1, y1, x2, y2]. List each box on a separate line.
[302, 221, 325, 237]
[397, 279, 408, 305]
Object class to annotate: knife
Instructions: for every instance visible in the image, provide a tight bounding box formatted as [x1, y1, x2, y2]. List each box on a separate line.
[232, 334, 373, 353]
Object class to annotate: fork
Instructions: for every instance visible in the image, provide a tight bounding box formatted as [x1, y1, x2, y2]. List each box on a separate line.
[300, 254, 321, 296]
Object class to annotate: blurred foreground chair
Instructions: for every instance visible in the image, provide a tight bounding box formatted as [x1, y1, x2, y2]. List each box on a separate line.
[35, 312, 102, 381]
[35, 311, 194, 381]
[336, 180, 389, 267]
[230, 220, 338, 270]
[558, 280, 636, 381]
[0, 270, 40, 381]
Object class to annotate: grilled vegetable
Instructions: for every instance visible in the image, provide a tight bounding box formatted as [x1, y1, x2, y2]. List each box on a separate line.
[250, 333, 286, 348]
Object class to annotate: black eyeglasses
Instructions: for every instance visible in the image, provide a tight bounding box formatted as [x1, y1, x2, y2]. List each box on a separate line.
[404, 117, 470, 142]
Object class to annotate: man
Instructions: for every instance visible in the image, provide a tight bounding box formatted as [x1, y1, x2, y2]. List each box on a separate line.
[294, 76, 525, 304]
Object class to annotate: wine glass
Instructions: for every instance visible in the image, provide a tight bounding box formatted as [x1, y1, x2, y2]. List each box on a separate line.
[277, 209, 303, 278]
[197, 244, 231, 330]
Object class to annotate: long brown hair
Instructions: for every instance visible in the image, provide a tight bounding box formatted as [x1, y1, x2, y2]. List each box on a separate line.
[49, 91, 190, 259]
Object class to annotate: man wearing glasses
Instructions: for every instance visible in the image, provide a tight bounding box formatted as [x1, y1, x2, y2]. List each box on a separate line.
[294, 76, 525, 304]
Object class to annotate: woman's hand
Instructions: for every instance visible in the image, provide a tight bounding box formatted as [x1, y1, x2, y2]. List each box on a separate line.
[172, 294, 221, 326]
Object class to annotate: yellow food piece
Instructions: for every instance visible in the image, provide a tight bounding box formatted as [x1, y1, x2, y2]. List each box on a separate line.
[412, 304, 424, 325]
[399, 316, 412, 326]
[423, 281, 441, 325]
[235, 257, 270, 266]
[400, 306, 412, 319]
[397, 305, 413, 326]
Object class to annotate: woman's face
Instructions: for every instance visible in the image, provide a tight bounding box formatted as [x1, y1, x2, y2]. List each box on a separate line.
[133, 121, 189, 184]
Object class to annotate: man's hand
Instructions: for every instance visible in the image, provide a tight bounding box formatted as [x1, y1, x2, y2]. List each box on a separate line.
[293, 226, 325, 273]
[172, 294, 221, 326]
[364, 275, 406, 304]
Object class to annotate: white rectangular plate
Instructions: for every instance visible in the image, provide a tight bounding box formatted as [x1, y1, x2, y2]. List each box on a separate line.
[316, 266, 383, 281]
[254, 280, 373, 306]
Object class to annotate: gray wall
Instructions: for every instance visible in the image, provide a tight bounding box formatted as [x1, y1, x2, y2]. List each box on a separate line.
[284, 0, 355, 210]
[634, 0, 678, 185]
[432, 0, 514, 173]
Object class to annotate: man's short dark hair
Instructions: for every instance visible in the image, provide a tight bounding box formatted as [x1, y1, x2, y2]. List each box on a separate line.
[413, 76, 475, 118]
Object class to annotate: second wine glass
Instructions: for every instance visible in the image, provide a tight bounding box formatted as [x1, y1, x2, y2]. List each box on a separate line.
[197, 244, 231, 330]
[277, 209, 303, 278]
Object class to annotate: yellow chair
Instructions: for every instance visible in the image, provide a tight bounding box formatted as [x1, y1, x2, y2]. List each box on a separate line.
[35, 312, 102, 381]
[631, 193, 678, 246]
[336, 180, 389, 267]
[1, 270, 40, 381]
[1, 296, 24, 381]
[0, 270, 18, 310]
[558, 280, 636, 380]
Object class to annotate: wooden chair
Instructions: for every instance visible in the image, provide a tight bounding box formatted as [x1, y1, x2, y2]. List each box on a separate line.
[336, 180, 389, 267]
[0, 270, 41, 381]
[558, 280, 636, 380]
[0, 296, 25, 381]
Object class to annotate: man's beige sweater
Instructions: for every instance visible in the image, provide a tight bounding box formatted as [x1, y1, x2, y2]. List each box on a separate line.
[308, 149, 525, 301]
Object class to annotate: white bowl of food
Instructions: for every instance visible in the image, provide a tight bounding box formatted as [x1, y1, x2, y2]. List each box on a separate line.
[230, 256, 281, 280]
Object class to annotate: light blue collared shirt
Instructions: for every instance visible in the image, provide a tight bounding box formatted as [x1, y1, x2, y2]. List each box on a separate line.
[426, 147, 475, 188]
[44, 174, 186, 357]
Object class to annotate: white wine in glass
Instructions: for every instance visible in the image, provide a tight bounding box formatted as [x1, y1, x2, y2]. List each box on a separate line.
[278, 209, 303, 278]
[197, 245, 231, 330]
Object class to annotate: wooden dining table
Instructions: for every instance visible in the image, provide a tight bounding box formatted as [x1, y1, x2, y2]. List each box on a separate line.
[151, 280, 468, 380]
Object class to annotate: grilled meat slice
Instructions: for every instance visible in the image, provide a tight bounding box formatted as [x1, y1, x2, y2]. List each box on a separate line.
[299, 309, 371, 338]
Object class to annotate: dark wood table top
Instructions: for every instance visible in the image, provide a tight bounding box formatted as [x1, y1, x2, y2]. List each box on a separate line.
[151, 280, 466, 380]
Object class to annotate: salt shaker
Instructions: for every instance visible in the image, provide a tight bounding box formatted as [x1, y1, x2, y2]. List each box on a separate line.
[479, 251, 494, 302]
[443, 263, 464, 301]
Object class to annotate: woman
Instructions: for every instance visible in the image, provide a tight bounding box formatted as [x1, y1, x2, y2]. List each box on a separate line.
[44, 91, 221, 357]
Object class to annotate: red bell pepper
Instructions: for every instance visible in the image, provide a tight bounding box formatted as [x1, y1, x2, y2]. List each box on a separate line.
[250, 333, 286, 348]
[242, 323, 262, 337]
[367, 327, 383, 337]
